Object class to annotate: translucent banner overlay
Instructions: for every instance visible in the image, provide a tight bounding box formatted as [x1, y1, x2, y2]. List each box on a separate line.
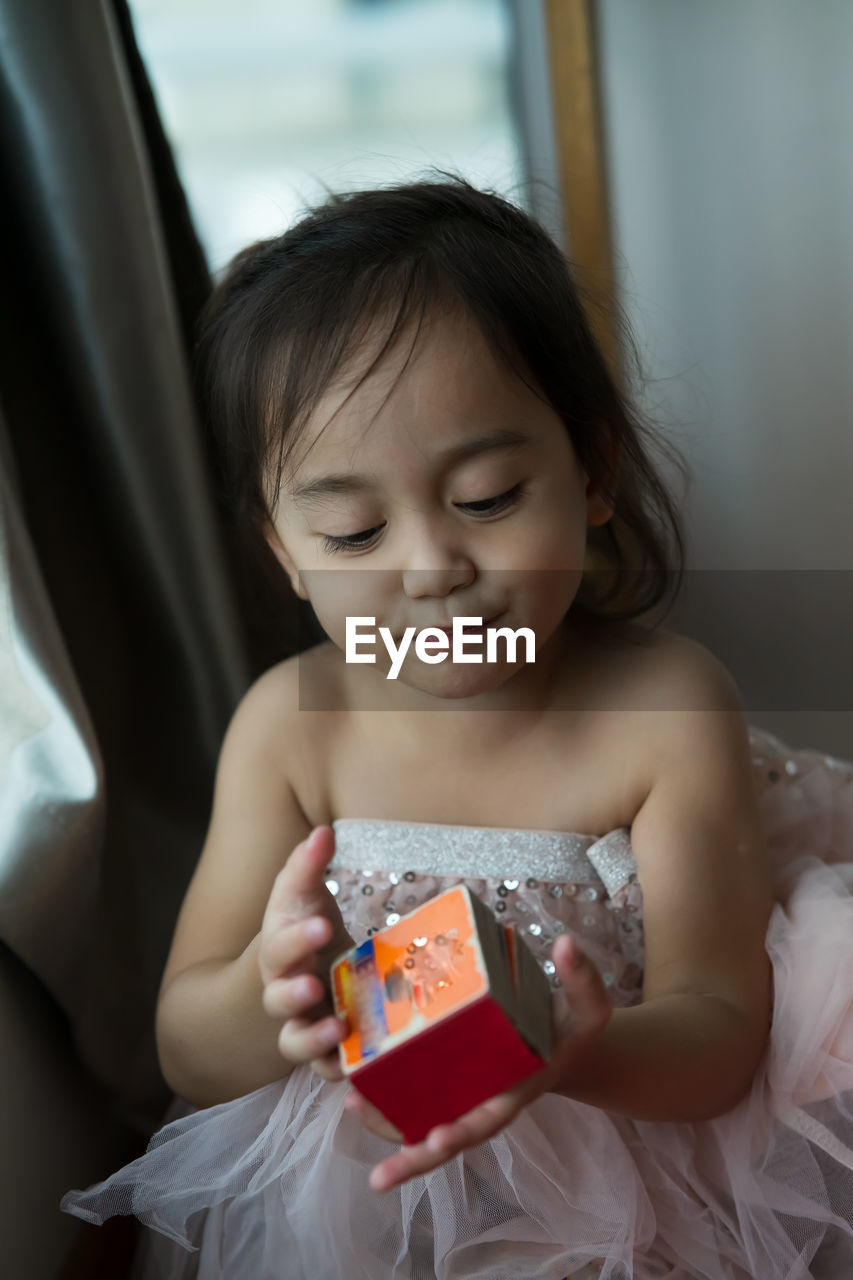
[292, 570, 853, 712]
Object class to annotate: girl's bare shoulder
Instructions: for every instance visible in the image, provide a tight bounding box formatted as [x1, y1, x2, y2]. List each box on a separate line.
[571, 619, 741, 714]
[566, 621, 747, 806]
[247, 642, 348, 822]
[625, 625, 742, 714]
[254, 641, 347, 713]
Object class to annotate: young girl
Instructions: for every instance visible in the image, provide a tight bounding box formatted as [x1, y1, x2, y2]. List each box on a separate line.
[62, 178, 853, 1279]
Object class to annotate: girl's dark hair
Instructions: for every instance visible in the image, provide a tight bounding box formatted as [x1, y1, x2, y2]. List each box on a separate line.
[196, 174, 688, 644]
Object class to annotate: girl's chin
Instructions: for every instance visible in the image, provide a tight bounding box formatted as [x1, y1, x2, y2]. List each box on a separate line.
[378, 659, 523, 702]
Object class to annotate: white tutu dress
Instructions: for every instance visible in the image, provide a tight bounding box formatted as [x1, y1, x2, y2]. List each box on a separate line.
[61, 725, 853, 1279]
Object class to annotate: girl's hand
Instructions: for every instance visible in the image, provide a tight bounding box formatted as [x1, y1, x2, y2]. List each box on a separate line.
[345, 934, 611, 1191]
[259, 826, 354, 1082]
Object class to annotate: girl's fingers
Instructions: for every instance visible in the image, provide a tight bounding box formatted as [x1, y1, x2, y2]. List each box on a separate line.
[260, 915, 331, 987]
[258, 916, 327, 972]
[262, 970, 327, 1019]
[309, 1051, 346, 1083]
[264, 827, 336, 930]
[551, 934, 611, 1040]
[278, 1013, 347, 1064]
[368, 1127, 468, 1193]
[368, 1093, 521, 1192]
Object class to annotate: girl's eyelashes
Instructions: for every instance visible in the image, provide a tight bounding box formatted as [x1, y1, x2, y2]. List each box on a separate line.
[319, 483, 526, 555]
[458, 482, 525, 515]
[321, 526, 384, 554]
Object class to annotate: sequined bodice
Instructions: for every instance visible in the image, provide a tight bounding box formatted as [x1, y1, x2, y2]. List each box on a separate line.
[327, 818, 646, 1007]
[322, 727, 850, 1009]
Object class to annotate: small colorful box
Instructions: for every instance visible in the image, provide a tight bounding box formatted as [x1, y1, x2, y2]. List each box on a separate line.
[331, 885, 553, 1144]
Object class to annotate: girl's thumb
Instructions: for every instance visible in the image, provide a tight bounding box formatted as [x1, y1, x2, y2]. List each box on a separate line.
[269, 827, 333, 912]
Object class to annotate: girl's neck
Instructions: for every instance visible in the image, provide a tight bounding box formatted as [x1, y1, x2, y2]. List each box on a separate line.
[342, 614, 596, 733]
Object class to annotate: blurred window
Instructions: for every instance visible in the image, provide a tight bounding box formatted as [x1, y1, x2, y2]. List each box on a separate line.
[129, 0, 524, 273]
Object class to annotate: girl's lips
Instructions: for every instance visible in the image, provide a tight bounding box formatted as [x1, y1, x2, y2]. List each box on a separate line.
[430, 614, 502, 635]
[386, 615, 505, 645]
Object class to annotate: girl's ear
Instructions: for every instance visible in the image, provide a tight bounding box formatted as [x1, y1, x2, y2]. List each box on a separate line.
[585, 425, 619, 527]
[265, 526, 309, 600]
[586, 484, 614, 528]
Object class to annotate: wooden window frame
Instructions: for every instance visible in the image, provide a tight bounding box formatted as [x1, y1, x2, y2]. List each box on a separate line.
[543, 0, 617, 369]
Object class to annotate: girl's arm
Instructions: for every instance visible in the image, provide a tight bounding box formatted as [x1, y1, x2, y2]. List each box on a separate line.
[552, 992, 768, 1121]
[156, 933, 291, 1107]
[555, 654, 774, 1119]
[350, 642, 774, 1192]
[155, 664, 350, 1108]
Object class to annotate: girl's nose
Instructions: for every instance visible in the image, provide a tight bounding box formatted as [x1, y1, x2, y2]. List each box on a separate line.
[402, 562, 475, 599]
[400, 520, 476, 599]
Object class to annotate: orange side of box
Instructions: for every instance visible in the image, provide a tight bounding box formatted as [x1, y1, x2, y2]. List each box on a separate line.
[332, 886, 487, 1069]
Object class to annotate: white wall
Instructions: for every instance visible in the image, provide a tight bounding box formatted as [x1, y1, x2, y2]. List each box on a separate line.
[595, 0, 853, 757]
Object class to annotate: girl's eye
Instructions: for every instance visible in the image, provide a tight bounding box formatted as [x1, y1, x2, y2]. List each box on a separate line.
[321, 526, 384, 554]
[456, 483, 524, 515]
[319, 485, 524, 555]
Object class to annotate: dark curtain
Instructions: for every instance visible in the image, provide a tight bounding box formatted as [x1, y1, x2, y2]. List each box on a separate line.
[0, 0, 311, 1135]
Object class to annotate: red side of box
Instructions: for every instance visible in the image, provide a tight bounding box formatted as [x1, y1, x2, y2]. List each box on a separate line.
[350, 993, 545, 1145]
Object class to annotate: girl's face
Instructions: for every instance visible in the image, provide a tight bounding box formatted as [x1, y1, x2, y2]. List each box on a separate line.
[268, 308, 612, 703]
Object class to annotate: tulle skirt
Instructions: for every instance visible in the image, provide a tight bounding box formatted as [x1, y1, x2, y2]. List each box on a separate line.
[62, 730, 853, 1278]
[62, 857, 853, 1279]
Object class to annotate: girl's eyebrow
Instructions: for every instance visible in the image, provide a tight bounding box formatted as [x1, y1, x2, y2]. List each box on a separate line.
[290, 428, 530, 506]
